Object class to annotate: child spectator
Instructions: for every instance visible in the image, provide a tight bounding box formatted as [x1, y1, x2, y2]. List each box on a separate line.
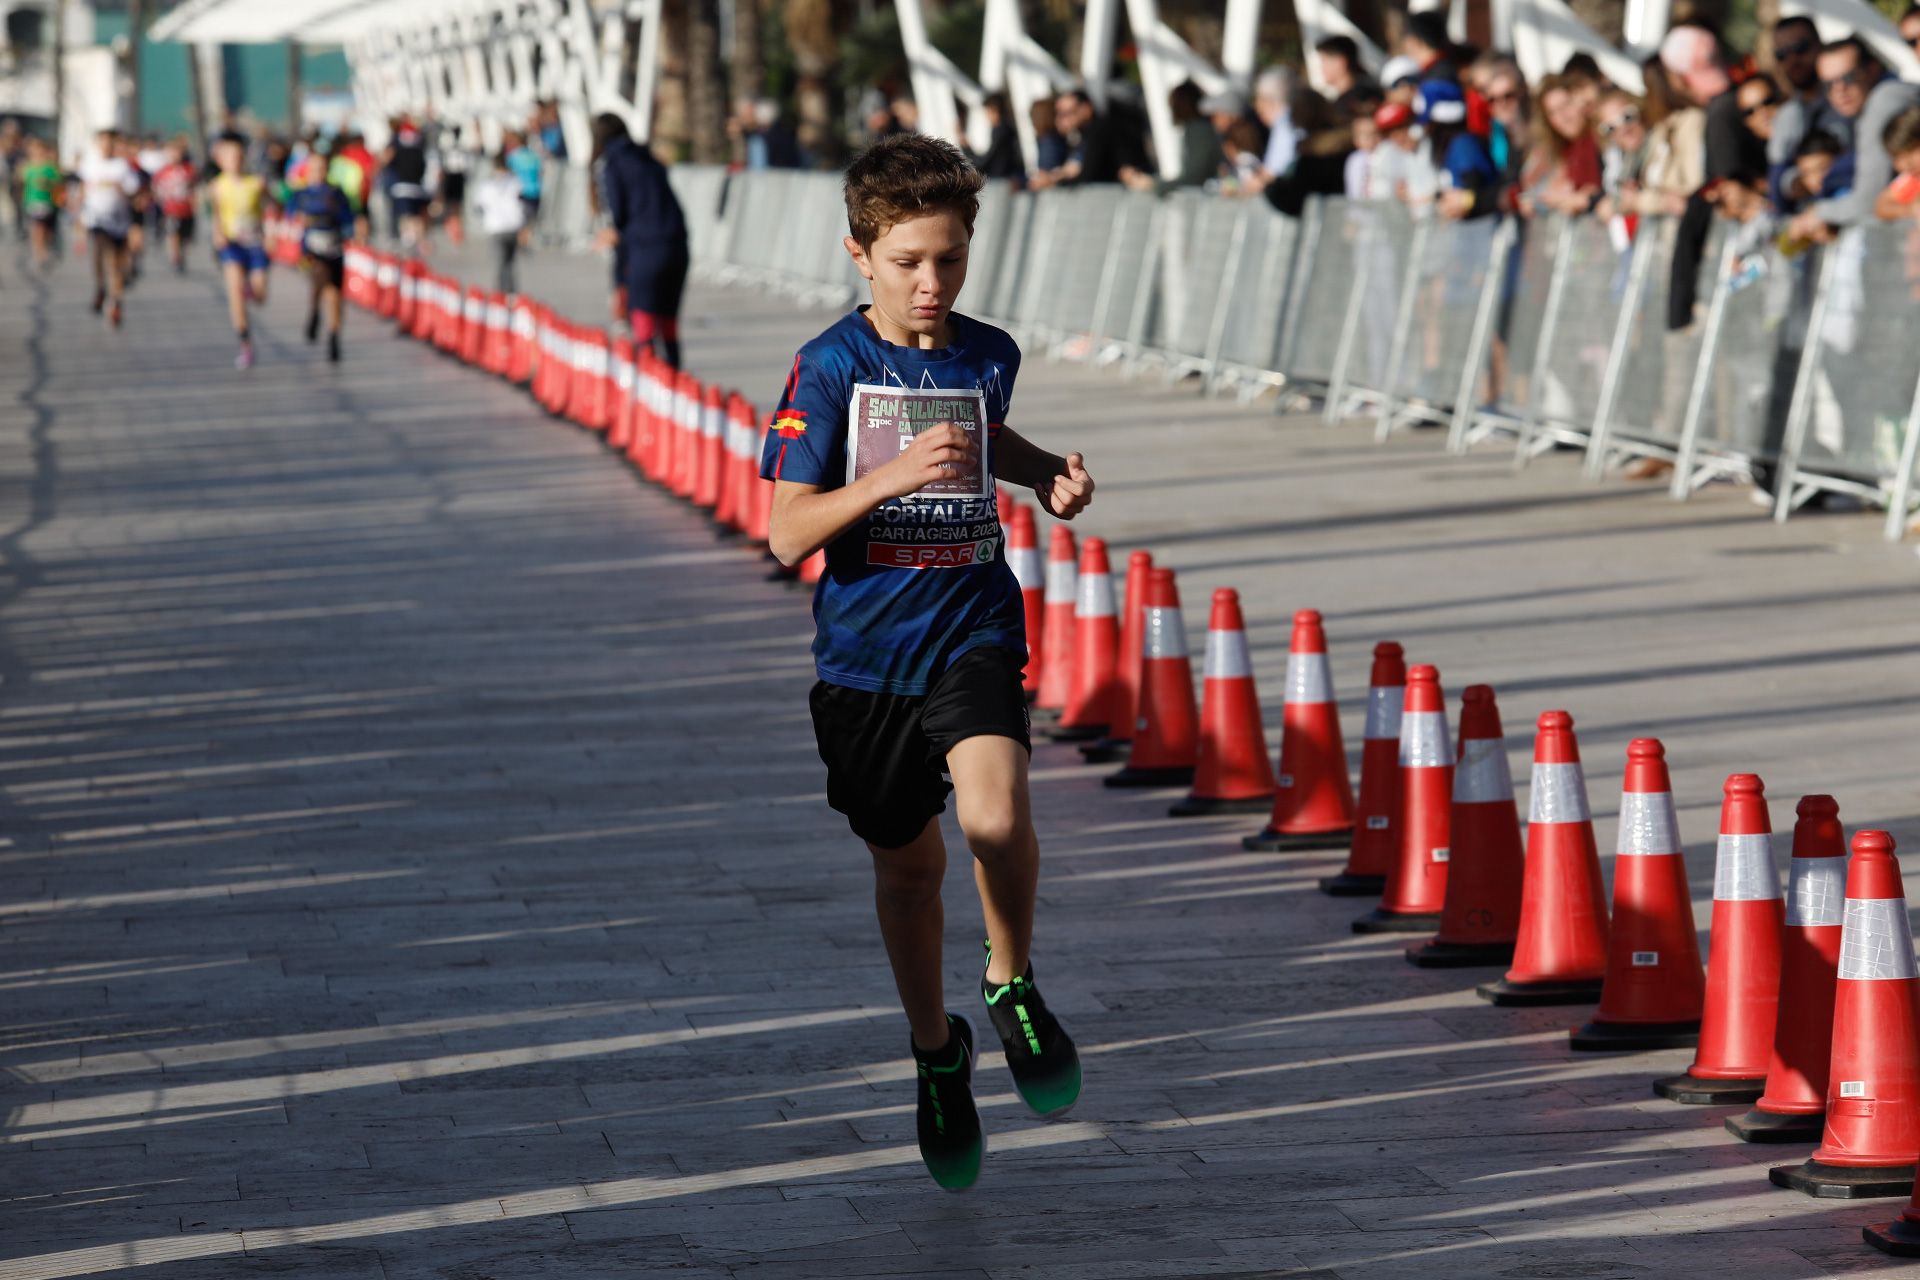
[1874, 105, 1920, 219]
[474, 154, 528, 293]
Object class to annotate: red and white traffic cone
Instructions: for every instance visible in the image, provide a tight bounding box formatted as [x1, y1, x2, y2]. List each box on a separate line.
[1006, 505, 1044, 698]
[1477, 711, 1611, 1006]
[1656, 774, 1784, 1103]
[695, 384, 726, 511]
[508, 296, 535, 383]
[1571, 739, 1704, 1051]
[1244, 610, 1355, 852]
[714, 392, 746, 533]
[1080, 550, 1151, 764]
[1051, 537, 1119, 741]
[608, 338, 636, 452]
[485, 291, 512, 376]
[1354, 664, 1450, 933]
[1034, 525, 1077, 718]
[1171, 588, 1275, 816]
[1407, 684, 1522, 967]
[460, 286, 486, 365]
[1106, 567, 1197, 788]
[1321, 642, 1406, 896]
[1728, 795, 1848, 1143]
[1772, 830, 1920, 1198]
[672, 372, 702, 499]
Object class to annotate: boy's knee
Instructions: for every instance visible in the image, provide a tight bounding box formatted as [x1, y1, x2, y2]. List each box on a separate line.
[958, 800, 1028, 861]
[872, 851, 944, 909]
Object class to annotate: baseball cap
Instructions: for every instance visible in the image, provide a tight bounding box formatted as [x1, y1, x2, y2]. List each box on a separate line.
[1416, 78, 1467, 125]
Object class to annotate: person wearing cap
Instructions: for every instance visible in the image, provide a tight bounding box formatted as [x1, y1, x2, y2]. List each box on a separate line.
[1380, 56, 1423, 108]
[1366, 100, 1421, 202]
[1420, 78, 1498, 218]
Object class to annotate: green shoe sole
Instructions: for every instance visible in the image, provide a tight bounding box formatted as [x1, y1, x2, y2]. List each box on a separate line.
[1013, 1055, 1082, 1119]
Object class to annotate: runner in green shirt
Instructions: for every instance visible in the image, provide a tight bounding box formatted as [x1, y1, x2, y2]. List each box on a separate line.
[21, 137, 60, 270]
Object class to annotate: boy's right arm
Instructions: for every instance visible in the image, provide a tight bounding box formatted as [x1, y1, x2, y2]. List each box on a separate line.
[768, 424, 977, 567]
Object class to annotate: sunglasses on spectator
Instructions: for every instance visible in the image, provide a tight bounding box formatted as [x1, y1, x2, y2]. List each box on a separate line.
[1773, 38, 1815, 58]
[1486, 88, 1521, 104]
[1823, 67, 1872, 91]
[1598, 110, 1640, 137]
[1742, 93, 1783, 116]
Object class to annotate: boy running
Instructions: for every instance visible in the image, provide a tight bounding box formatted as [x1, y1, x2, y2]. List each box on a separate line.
[78, 129, 140, 327]
[286, 152, 354, 362]
[151, 139, 199, 274]
[21, 137, 60, 271]
[207, 133, 269, 370]
[761, 134, 1094, 1191]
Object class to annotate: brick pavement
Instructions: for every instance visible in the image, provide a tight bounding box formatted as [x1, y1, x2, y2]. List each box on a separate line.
[1, 234, 1918, 1279]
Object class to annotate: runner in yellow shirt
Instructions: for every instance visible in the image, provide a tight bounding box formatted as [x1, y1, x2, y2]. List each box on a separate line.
[206, 133, 269, 370]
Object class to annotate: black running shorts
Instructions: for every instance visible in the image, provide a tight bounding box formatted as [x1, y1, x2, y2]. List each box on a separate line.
[809, 646, 1030, 850]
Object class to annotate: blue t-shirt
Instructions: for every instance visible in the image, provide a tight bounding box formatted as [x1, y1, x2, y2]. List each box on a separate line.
[506, 147, 542, 199]
[286, 182, 353, 258]
[760, 308, 1024, 696]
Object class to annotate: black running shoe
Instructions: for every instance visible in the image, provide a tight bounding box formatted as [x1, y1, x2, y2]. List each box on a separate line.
[306, 312, 320, 344]
[327, 332, 341, 363]
[982, 944, 1081, 1118]
[912, 1014, 983, 1192]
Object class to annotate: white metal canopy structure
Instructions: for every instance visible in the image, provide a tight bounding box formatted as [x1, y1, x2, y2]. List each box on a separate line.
[150, 0, 662, 157]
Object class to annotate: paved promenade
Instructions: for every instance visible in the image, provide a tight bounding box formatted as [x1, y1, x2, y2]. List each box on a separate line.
[2, 235, 1919, 1280]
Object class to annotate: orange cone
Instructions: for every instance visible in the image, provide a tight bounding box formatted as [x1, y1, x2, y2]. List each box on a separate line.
[1244, 610, 1355, 852]
[609, 338, 637, 452]
[1407, 684, 1522, 966]
[1477, 711, 1610, 1005]
[1034, 526, 1076, 718]
[799, 548, 827, 585]
[1106, 568, 1197, 788]
[1354, 664, 1450, 933]
[1051, 538, 1119, 741]
[1728, 795, 1848, 1143]
[1080, 550, 1151, 763]
[636, 350, 665, 480]
[1773, 830, 1920, 1198]
[714, 392, 745, 533]
[1656, 774, 1784, 1103]
[1321, 642, 1406, 896]
[1571, 739, 1704, 1050]
[508, 296, 534, 383]
[483, 291, 511, 375]
[1006, 506, 1044, 697]
[695, 384, 726, 510]
[460, 286, 487, 365]
[672, 372, 702, 499]
[996, 486, 1013, 524]
[1171, 588, 1275, 816]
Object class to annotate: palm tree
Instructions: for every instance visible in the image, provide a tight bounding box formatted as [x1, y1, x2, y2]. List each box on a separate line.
[687, 0, 729, 162]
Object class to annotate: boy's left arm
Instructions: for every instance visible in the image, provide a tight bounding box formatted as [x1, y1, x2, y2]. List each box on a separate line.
[993, 426, 1094, 520]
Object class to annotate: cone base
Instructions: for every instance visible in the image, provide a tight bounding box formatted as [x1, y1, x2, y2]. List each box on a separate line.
[1242, 826, 1354, 852]
[1077, 736, 1130, 763]
[1569, 1018, 1701, 1052]
[1476, 976, 1604, 1006]
[1406, 938, 1516, 968]
[1725, 1107, 1825, 1143]
[1319, 872, 1387, 897]
[1865, 1217, 1920, 1256]
[1652, 1072, 1767, 1105]
[1105, 765, 1196, 789]
[1770, 1158, 1919, 1199]
[1047, 722, 1108, 743]
[1352, 908, 1442, 935]
[1170, 793, 1275, 817]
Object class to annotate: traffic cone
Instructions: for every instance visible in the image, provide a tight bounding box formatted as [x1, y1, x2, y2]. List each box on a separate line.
[1728, 795, 1848, 1143]
[1770, 830, 1920, 1198]
[1080, 550, 1151, 764]
[799, 548, 827, 585]
[1171, 588, 1275, 815]
[508, 296, 534, 383]
[609, 338, 637, 452]
[484, 291, 511, 376]
[1321, 642, 1406, 896]
[695, 384, 726, 510]
[1006, 506, 1044, 697]
[1034, 526, 1077, 718]
[714, 392, 744, 532]
[1655, 775, 1783, 1103]
[1353, 664, 1450, 933]
[1407, 684, 1522, 967]
[1106, 567, 1197, 788]
[1243, 610, 1355, 852]
[635, 350, 663, 479]
[1477, 711, 1610, 1005]
[460, 286, 486, 365]
[1050, 537, 1119, 741]
[1571, 739, 1704, 1051]
[996, 486, 1013, 524]
[1868, 1174, 1920, 1256]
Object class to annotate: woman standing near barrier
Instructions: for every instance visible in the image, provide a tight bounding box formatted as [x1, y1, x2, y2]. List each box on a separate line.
[592, 114, 690, 369]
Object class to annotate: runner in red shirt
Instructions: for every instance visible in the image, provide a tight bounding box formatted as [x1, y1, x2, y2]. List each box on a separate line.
[151, 140, 199, 275]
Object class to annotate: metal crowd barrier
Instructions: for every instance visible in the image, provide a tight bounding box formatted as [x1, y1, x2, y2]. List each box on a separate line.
[675, 170, 1920, 541]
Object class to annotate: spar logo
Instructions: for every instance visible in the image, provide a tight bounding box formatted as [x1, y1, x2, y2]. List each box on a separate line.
[868, 539, 1000, 569]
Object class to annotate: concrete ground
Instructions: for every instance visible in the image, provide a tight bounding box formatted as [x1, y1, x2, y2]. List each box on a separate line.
[2, 230, 1918, 1280]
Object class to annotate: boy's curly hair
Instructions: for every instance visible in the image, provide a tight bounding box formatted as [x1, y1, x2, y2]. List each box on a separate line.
[843, 134, 983, 249]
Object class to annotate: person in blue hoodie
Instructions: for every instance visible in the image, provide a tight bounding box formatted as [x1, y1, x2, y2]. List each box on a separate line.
[1419, 79, 1499, 219]
[591, 113, 689, 368]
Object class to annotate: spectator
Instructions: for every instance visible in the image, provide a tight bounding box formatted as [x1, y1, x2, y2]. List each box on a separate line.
[891, 95, 921, 134]
[972, 93, 1025, 182]
[1474, 56, 1533, 212]
[1526, 72, 1603, 215]
[0, 120, 24, 241]
[1365, 100, 1422, 203]
[1221, 117, 1269, 189]
[1767, 17, 1851, 208]
[1316, 35, 1377, 111]
[1421, 79, 1498, 218]
[1344, 107, 1382, 199]
[333, 132, 377, 241]
[1787, 38, 1920, 243]
[1038, 90, 1120, 187]
[1030, 99, 1068, 176]
[1661, 24, 1764, 188]
[591, 112, 689, 368]
[1202, 91, 1248, 143]
[1253, 68, 1299, 181]
[1260, 87, 1355, 215]
[1595, 89, 1649, 214]
[1627, 56, 1704, 218]
[1739, 73, 1784, 146]
[536, 101, 568, 162]
[1901, 5, 1920, 60]
[1791, 131, 1850, 210]
[1875, 104, 1920, 219]
[1402, 11, 1457, 80]
[1125, 81, 1226, 193]
[1379, 57, 1422, 107]
[502, 129, 542, 245]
